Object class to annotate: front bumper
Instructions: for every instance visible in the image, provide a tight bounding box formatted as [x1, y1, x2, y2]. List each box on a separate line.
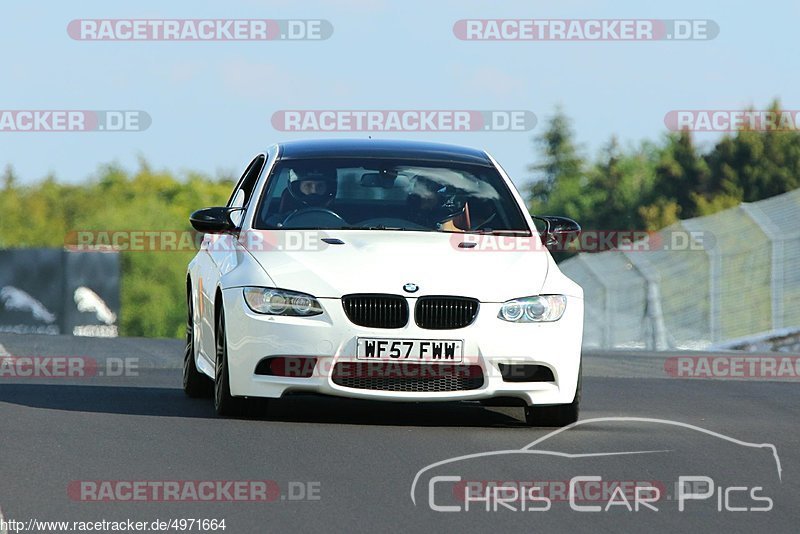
[222, 288, 583, 406]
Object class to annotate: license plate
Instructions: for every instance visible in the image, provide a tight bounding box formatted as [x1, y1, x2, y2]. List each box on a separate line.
[356, 338, 463, 362]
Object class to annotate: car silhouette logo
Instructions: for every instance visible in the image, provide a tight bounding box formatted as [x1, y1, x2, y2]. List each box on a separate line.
[403, 283, 419, 293]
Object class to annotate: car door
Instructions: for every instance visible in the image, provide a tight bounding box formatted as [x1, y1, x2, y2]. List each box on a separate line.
[196, 155, 266, 365]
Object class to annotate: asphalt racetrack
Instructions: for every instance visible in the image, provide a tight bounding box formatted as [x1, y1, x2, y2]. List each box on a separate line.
[0, 334, 797, 532]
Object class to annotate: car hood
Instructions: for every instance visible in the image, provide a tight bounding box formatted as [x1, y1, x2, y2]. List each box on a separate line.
[245, 230, 549, 302]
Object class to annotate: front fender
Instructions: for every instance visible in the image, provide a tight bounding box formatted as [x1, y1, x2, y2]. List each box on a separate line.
[218, 248, 277, 290]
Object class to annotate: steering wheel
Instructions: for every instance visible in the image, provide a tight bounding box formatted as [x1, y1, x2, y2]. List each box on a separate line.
[281, 207, 346, 227]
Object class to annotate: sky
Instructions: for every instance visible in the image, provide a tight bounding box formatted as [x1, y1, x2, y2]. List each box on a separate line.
[1, 0, 797, 189]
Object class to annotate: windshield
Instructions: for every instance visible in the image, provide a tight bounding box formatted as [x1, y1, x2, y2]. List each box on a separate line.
[253, 158, 531, 234]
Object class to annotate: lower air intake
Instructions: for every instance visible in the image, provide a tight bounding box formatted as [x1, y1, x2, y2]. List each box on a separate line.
[331, 362, 484, 392]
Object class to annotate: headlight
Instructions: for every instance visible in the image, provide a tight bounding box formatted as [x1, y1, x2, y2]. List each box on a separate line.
[243, 287, 323, 316]
[499, 295, 566, 323]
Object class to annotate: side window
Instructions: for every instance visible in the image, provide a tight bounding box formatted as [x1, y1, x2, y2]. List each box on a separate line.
[228, 155, 265, 226]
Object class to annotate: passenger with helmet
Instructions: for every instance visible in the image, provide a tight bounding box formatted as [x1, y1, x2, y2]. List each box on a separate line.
[406, 175, 449, 229]
[407, 174, 497, 232]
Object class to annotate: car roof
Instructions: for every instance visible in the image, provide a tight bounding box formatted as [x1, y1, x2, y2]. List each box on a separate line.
[276, 138, 492, 165]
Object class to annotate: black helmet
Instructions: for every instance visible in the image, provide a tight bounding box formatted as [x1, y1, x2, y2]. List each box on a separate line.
[288, 164, 337, 207]
[407, 175, 444, 211]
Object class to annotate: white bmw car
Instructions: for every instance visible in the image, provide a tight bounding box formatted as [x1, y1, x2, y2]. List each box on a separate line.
[185, 139, 583, 426]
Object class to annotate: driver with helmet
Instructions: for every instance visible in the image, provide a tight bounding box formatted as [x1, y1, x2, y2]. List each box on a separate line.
[280, 164, 337, 212]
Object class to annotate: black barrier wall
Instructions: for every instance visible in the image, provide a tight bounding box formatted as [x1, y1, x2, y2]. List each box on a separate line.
[0, 249, 120, 336]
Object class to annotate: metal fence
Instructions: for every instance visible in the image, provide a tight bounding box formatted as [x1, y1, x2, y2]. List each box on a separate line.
[560, 188, 800, 350]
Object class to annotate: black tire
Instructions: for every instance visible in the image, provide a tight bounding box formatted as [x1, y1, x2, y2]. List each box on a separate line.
[183, 288, 212, 398]
[214, 307, 248, 416]
[524, 365, 581, 427]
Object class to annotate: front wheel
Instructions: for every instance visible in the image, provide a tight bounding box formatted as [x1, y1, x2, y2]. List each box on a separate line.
[214, 307, 247, 416]
[524, 365, 581, 427]
[213, 307, 271, 417]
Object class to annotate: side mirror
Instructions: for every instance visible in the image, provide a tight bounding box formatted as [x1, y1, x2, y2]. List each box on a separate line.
[534, 216, 581, 249]
[189, 207, 242, 233]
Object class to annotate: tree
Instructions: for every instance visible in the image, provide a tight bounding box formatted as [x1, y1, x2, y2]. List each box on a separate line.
[527, 112, 661, 235]
[2, 164, 17, 190]
[705, 100, 800, 202]
[645, 131, 710, 220]
[527, 107, 586, 217]
[526, 102, 800, 237]
[586, 137, 659, 231]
